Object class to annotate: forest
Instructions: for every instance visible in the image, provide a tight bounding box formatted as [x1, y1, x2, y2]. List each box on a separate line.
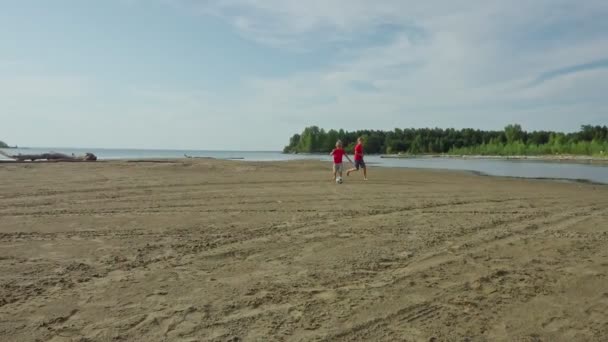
[283, 125, 608, 156]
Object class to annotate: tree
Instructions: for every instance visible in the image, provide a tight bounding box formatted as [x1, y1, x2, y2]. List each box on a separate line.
[0, 140, 8, 148]
[361, 132, 384, 154]
[283, 134, 301, 153]
[504, 124, 524, 143]
[283, 124, 608, 156]
[325, 129, 340, 152]
[527, 131, 550, 145]
[296, 126, 322, 152]
[410, 135, 423, 154]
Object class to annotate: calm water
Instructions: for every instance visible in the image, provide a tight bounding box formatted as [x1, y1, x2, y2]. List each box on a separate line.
[2, 147, 607, 184]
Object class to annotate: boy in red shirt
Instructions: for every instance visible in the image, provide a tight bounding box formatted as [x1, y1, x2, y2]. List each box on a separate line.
[330, 140, 353, 181]
[347, 137, 368, 180]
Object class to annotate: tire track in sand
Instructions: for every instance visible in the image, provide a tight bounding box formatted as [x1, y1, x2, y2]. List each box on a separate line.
[316, 207, 606, 341]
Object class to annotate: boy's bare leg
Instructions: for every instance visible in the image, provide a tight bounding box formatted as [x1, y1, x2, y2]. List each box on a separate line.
[363, 167, 368, 180]
[346, 167, 356, 176]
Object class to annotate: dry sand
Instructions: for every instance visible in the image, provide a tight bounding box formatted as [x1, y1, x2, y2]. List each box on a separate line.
[0, 160, 607, 342]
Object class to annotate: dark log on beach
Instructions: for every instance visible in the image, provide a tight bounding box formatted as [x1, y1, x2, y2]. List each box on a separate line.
[0, 151, 97, 162]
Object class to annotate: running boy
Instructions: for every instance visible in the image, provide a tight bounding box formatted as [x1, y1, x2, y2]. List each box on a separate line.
[347, 137, 368, 180]
[330, 140, 353, 181]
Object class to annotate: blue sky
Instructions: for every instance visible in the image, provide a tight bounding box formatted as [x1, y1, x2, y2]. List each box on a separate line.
[1, 0, 607, 150]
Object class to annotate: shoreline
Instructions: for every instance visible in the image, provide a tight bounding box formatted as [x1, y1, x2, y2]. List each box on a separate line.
[466, 170, 607, 186]
[2, 158, 606, 185]
[379, 153, 608, 164]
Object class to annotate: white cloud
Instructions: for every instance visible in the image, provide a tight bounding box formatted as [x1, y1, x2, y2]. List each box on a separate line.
[0, 75, 89, 99]
[2, 1, 607, 150]
[126, 86, 224, 118]
[171, 0, 608, 132]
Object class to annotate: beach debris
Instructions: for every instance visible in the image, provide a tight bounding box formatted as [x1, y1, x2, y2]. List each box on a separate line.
[184, 153, 244, 160]
[0, 150, 97, 162]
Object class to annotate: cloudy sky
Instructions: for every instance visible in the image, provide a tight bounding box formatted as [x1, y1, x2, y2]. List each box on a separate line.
[1, 1, 607, 150]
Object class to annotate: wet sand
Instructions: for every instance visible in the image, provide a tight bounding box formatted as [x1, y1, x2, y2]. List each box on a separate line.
[1, 160, 607, 341]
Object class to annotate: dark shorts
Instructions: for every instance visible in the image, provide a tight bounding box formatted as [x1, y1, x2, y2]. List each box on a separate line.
[354, 159, 366, 170]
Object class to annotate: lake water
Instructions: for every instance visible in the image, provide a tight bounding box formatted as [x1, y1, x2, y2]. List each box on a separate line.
[2, 147, 607, 184]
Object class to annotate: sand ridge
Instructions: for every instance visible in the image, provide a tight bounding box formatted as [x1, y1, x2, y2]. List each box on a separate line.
[0, 160, 607, 341]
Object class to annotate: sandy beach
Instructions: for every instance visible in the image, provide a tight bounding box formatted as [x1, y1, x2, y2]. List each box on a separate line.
[1, 159, 607, 342]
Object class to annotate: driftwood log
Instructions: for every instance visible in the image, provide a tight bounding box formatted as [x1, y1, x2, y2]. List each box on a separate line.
[0, 151, 97, 162]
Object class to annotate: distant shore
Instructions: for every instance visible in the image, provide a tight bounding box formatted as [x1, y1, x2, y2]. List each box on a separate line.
[380, 154, 608, 164]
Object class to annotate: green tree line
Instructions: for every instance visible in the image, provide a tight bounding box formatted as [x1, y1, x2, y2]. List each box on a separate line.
[283, 124, 608, 156]
[0, 140, 8, 148]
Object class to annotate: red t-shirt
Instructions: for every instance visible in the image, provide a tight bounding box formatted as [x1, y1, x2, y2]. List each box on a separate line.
[354, 143, 364, 161]
[332, 148, 345, 163]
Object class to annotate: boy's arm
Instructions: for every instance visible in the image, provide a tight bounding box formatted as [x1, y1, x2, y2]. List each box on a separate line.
[329, 149, 335, 156]
[345, 153, 354, 164]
